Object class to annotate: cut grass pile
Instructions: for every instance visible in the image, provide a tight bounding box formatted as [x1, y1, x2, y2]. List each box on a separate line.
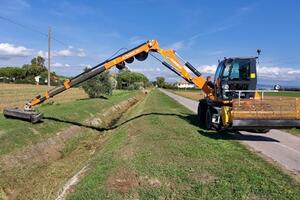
[68, 89, 300, 199]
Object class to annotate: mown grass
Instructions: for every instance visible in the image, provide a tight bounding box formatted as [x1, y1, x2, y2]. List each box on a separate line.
[0, 90, 138, 155]
[287, 128, 300, 137]
[266, 91, 300, 97]
[68, 89, 300, 200]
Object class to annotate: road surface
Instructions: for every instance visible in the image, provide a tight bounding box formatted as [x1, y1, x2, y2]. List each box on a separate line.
[159, 89, 300, 177]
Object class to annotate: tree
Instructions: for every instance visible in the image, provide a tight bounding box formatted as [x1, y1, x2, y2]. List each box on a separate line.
[31, 56, 46, 68]
[0, 67, 26, 82]
[156, 77, 165, 88]
[82, 70, 113, 98]
[22, 64, 47, 77]
[116, 71, 149, 89]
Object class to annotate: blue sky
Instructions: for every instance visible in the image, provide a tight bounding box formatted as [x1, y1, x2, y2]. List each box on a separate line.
[0, 0, 299, 87]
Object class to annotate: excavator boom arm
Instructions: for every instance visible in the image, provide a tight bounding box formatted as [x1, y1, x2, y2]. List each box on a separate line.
[28, 40, 212, 107]
[3, 39, 214, 123]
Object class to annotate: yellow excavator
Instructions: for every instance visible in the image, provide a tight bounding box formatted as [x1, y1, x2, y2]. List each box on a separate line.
[3, 40, 300, 131]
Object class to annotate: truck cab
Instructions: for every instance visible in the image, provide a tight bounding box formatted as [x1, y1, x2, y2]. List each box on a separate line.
[214, 57, 257, 100]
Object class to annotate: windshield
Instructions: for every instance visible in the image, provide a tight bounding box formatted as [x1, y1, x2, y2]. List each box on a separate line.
[222, 60, 251, 81]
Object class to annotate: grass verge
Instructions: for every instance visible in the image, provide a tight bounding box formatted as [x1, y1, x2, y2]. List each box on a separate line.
[0, 90, 138, 155]
[0, 90, 142, 199]
[287, 128, 300, 137]
[68, 89, 300, 200]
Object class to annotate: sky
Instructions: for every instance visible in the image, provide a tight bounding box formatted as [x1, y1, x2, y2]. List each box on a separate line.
[0, 0, 299, 87]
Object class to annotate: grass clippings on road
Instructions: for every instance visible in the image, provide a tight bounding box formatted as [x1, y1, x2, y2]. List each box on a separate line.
[68, 89, 300, 200]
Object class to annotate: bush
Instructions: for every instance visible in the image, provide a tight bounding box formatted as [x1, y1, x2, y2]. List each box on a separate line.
[116, 71, 149, 89]
[82, 71, 113, 98]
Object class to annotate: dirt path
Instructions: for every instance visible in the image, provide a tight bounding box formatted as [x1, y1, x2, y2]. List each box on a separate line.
[159, 88, 300, 177]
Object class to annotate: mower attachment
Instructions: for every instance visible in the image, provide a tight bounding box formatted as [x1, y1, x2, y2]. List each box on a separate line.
[232, 97, 300, 129]
[3, 108, 43, 123]
[233, 119, 300, 129]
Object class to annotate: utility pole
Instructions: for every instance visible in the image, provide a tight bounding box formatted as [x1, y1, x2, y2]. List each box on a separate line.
[47, 27, 51, 87]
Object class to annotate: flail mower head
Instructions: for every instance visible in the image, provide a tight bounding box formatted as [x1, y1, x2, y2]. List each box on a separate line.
[3, 108, 43, 123]
[231, 97, 300, 129]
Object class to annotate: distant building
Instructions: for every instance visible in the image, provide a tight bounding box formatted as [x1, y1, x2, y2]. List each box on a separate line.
[176, 80, 195, 89]
[34, 75, 47, 85]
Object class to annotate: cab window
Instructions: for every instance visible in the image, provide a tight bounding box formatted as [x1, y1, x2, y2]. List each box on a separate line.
[222, 60, 250, 81]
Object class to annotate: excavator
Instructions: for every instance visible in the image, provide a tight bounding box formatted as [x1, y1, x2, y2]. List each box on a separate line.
[3, 40, 300, 131]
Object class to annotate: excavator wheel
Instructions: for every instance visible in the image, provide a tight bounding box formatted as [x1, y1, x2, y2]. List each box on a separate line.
[205, 106, 213, 130]
[249, 129, 270, 134]
[197, 99, 208, 128]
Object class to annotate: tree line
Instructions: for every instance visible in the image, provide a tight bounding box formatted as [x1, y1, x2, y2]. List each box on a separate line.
[0, 56, 59, 85]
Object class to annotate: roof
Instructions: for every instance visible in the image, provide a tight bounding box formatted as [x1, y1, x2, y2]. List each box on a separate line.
[176, 80, 192, 84]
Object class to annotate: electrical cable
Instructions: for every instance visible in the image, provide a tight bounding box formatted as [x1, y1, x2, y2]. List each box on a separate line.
[1, 15, 72, 48]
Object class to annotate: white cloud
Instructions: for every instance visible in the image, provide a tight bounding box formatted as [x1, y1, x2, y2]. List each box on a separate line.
[257, 65, 300, 81]
[37, 47, 86, 58]
[37, 50, 47, 58]
[56, 49, 73, 57]
[169, 41, 184, 51]
[77, 49, 86, 57]
[0, 43, 32, 59]
[197, 64, 217, 74]
[52, 62, 71, 67]
[52, 62, 63, 67]
[80, 64, 91, 68]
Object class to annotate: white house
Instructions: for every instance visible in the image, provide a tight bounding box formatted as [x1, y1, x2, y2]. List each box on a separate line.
[176, 80, 195, 89]
[34, 75, 47, 85]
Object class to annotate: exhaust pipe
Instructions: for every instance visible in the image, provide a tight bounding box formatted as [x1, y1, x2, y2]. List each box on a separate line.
[3, 108, 43, 123]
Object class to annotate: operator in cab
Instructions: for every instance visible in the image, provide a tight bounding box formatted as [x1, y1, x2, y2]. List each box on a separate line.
[206, 76, 215, 89]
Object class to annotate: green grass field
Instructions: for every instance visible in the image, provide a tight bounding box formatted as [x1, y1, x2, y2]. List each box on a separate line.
[68, 90, 300, 200]
[0, 89, 142, 199]
[0, 90, 138, 156]
[266, 91, 300, 97]
[288, 128, 300, 136]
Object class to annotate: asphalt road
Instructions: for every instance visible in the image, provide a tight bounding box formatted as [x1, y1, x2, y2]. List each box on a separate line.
[159, 89, 300, 177]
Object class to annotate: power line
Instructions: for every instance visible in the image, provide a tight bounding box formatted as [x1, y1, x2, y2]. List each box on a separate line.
[0, 15, 69, 48]
[0, 15, 47, 37]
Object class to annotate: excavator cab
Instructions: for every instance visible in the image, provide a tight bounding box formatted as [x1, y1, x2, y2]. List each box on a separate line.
[214, 57, 257, 100]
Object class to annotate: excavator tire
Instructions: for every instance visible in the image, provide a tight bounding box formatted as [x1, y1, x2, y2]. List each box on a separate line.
[205, 106, 213, 130]
[197, 99, 208, 128]
[250, 129, 270, 134]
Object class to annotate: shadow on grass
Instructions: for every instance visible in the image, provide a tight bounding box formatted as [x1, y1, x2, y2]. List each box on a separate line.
[198, 129, 279, 142]
[43, 112, 194, 132]
[76, 96, 109, 101]
[44, 112, 279, 142]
